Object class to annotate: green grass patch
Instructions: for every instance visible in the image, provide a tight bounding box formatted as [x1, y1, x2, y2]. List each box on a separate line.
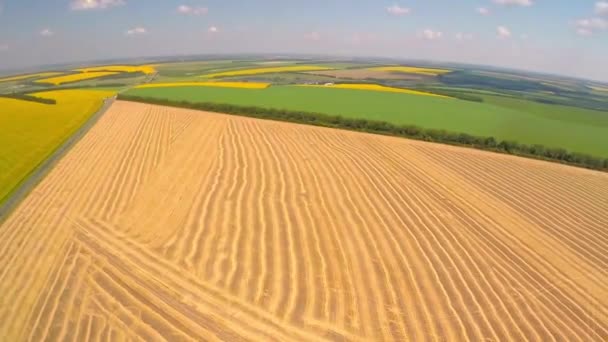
[125, 85, 608, 158]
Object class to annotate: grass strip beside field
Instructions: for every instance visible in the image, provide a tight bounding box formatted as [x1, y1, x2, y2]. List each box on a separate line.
[117, 94, 608, 171]
[35, 71, 120, 85]
[136, 81, 270, 89]
[202, 65, 334, 78]
[298, 83, 450, 98]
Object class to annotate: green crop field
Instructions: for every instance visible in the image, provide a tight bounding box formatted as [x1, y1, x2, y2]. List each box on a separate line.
[125, 85, 608, 158]
[0, 89, 114, 205]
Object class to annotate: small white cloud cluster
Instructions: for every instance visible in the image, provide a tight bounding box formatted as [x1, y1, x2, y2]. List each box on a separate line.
[492, 0, 533, 6]
[40, 28, 54, 37]
[386, 4, 410, 16]
[576, 2, 608, 36]
[419, 29, 442, 40]
[497, 26, 512, 38]
[208, 26, 219, 33]
[455, 32, 473, 41]
[126, 27, 146, 35]
[70, 0, 125, 11]
[596, 1, 608, 15]
[177, 5, 208, 15]
[476, 7, 490, 15]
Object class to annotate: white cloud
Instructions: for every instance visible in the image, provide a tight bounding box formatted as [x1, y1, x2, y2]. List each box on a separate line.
[208, 26, 219, 33]
[497, 26, 512, 38]
[70, 0, 125, 11]
[126, 27, 147, 35]
[493, 0, 533, 6]
[304, 31, 321, 41]
[575, 17, 608, 35]
[386, 4, 411, 16]
[576, 28, 593, 36]
[40, 28, 54, 37]
[476, 7, 490, 15]
[419, 29, 443, 40]
[596, 1, 608, 15]
[177, 5, 208, 15]
[455, 32, 473, 41]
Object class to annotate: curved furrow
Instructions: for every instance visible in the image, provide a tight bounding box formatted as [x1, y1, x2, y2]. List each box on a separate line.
[207, 119, 242, 285]
[281, 125, 333, 323]
[0, 205, 73, 328]
[306, 129, 407, 340]
[88, 263, 219, 341]
[104, 106, 158, 219]
[176, 118, 228, 269]
[268, 124, 320, 324]
[322, 131, 486, 341]
[66, 285, 92, 342]
[74, 313, 93, 342]
[432, 144, 608, 244]
[388, 142, 608, 338]
[366, 139, 554, 340]
[382, 142, 592, 340]
[291, 128, 374, 337]
[86, 287, 168, 341]
[251, 120, 282, 312]
[75, 218, 329, 342]
[255, 124, 295, 320]
[108, 106, 165, 219]
[141, 118, 224, 249]
[24, 241, 78, 341]
[80, 109, 151, 216]
[307, 131, 429, 340]
[41, 254, 91, 342]
[222, 119, 251, 291]
[24, 244, 83, 341]
[417, 145, 608, 281]
[355, 139, 522, 340]
[422, 144, 608, 235]
[232, 120, 264, 303]
[93, 107, 153, 218]
[290, 128, 362, 333]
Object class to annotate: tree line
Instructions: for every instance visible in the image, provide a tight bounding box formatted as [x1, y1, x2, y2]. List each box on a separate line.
[0, 93, 56, 104]
[117, 94, 608, 172]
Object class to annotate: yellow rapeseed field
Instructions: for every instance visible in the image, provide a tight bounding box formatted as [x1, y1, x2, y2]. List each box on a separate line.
[75, 64, 157, 74]
[0, 89, 115, 204]
[299, 83, 451, 98]
[370, 66, 452, 76]
[0, 72, 64, 83]
[135, 81, 270, 89]
[202, 65, 333, 78]
[35, 72, 120, 85]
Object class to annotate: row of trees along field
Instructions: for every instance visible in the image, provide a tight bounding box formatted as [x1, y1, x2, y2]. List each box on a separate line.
[118, 94, 608, 171]
[0, 93, 56, 104]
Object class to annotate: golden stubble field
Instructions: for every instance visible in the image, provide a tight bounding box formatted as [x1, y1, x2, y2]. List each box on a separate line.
[0, 101, 607, 341]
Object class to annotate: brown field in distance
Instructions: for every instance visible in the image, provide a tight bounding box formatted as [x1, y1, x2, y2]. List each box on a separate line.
[0, 101, 607, 341]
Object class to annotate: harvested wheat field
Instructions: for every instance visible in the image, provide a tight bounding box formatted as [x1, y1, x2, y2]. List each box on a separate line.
[1, 101, 607, 341]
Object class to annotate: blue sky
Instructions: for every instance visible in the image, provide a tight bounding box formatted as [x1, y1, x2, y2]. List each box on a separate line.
[1, 0, 607, 81]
